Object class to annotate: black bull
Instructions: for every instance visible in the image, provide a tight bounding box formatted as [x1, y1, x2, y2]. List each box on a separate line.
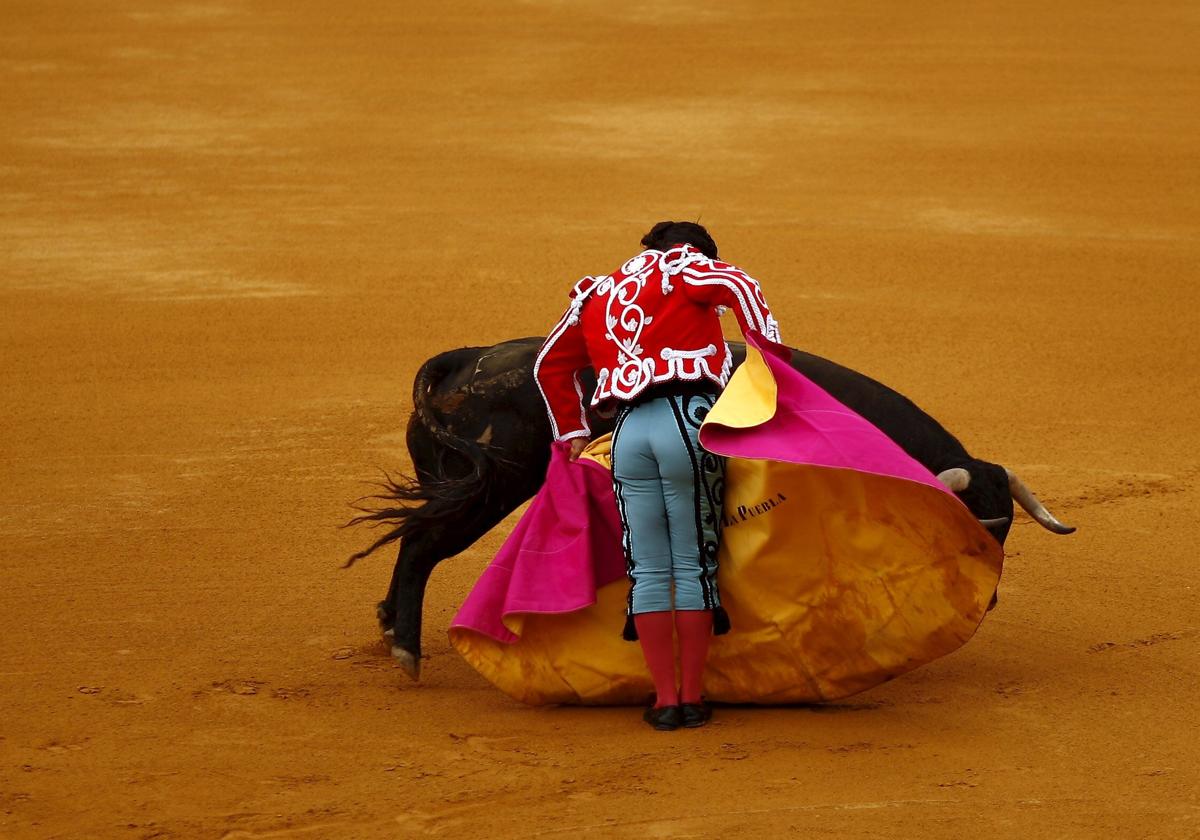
[349, 337, 1074, 679]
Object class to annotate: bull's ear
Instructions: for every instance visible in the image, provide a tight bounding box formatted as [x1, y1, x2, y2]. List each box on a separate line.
[936, 467, 971, 492]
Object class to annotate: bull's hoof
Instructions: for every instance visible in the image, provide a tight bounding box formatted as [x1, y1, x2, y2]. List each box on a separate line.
[391, 646, 421, 680]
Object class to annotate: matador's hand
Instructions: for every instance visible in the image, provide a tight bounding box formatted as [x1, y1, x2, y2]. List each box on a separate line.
[568, 437, 589, 462]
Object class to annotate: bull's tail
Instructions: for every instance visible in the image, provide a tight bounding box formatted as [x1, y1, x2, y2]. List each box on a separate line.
[343, 348, 502, 567]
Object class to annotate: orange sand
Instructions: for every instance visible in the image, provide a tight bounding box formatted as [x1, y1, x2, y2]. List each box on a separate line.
[1, 2, 1197, 837]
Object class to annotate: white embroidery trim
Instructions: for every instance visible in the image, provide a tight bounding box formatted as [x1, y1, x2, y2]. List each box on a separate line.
[681, 262, 780, 342]
[660, 344, 717, 361]
[592, 354, 729, 402]
[601, 268, 657, 399]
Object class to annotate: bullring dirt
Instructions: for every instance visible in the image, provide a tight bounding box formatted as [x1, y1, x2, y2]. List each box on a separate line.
[1, 2, 1197, 838]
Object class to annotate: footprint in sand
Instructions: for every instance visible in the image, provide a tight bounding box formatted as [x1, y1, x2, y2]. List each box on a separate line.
[1088, 631, 1185, 653]
[204, 679, 266, 696]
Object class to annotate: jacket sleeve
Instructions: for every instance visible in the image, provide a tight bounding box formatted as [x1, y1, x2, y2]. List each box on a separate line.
[534, 304, 593, 442]
[679, 256, 781, 343]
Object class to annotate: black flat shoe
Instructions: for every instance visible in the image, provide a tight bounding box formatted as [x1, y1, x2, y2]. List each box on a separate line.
[643, 705, 682, 731]
[680, 702, 712, 728]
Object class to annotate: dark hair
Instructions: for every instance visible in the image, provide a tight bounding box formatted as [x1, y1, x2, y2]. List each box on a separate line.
[640, 221, 718, 260]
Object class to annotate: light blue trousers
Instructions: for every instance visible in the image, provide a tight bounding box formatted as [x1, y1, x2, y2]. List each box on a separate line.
[611, 391, 725, 617]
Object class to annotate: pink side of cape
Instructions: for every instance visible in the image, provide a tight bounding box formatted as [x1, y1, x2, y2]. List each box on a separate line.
[698, 332, 955, 497]
[451, 332, 956, 644]
[449, 442, 625, 643]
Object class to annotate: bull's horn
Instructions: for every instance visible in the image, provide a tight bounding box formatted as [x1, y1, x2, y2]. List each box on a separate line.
[936, 467, 971, 492]
[1006, 469, 1077, 534]
[978, 516, 1011, 528]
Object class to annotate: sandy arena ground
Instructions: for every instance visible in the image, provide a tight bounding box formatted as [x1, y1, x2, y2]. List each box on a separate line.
[2, 2, 1198, 837]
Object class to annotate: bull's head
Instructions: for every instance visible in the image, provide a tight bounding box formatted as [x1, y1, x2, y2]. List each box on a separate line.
[936, 460, 1075, 545]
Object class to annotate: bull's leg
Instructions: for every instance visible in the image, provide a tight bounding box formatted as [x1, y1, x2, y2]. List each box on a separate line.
[381, 500, 522, 680]
[382, 531, 441, 679]
[377, 556, 405, 635]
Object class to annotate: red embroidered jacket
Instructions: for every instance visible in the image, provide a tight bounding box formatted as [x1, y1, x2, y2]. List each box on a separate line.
[535, 244, 781, 441]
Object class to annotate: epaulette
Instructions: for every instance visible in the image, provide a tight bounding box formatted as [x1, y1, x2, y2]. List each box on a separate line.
[569, 274, 602, 300]
[566, 275, 606, 326]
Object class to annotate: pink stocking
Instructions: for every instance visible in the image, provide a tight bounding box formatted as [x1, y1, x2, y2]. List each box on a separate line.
[675, 610, 713, 704]
[634, 611, 678, 708]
